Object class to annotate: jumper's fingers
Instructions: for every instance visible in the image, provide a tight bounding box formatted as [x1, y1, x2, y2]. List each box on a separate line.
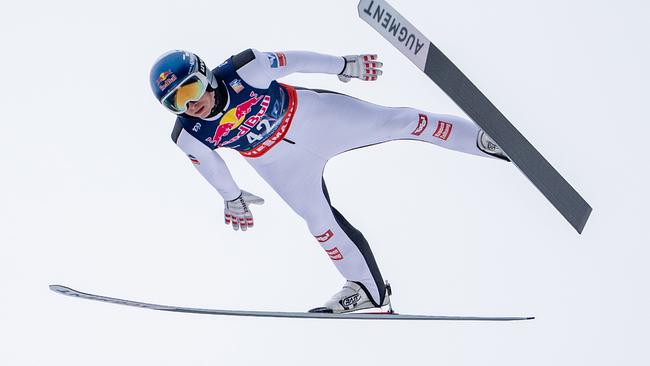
[365, 61, 383, 69]
[231, 216, 240, 231]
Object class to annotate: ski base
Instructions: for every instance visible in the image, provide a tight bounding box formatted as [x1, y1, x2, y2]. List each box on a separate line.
[50, 285, 533, 321]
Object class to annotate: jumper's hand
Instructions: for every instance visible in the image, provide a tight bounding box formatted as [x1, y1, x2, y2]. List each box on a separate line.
[224, 190, 265, 231]
[338, 54, 383, 82]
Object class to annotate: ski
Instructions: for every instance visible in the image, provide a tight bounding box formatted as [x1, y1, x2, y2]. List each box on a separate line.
[50, 285, 533, 321]
[358, 0, 592, 233]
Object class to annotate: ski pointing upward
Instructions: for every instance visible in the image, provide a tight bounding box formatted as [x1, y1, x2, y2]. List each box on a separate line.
[50, 285, 533, 321]
[358, 0, 592, 233]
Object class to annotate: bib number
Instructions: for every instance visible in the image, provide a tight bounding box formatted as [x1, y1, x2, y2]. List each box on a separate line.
[247, 119, 271, 144]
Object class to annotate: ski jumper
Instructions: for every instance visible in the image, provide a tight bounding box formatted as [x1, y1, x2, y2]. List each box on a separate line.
[172, 49, 497, 306]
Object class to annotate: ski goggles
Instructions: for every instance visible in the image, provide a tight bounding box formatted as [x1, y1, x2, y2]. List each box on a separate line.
[160, 73, 209, 114]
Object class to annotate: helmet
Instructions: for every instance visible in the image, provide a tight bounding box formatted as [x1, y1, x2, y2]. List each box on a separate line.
[149, 50, 215, 114]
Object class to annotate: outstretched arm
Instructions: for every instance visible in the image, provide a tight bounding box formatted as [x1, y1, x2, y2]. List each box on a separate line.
[175, 127, 241, 201]
[235, 48, 383, 88]
[174, 127, 265, 231]
[259, 50, 345, 79]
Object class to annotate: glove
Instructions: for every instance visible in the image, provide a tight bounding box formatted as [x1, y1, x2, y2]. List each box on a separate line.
[338, 54, 383, 82]
[224, 190, 265, 231]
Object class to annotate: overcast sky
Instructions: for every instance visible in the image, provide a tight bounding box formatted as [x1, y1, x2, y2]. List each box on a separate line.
[1, 0, 649, 365]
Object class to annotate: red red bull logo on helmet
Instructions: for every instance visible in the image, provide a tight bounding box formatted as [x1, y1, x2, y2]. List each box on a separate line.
[206, 92, 270, 147]
[157, 70, 177, 91]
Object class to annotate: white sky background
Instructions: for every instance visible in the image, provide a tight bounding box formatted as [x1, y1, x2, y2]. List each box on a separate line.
[1, 0, 648, 364]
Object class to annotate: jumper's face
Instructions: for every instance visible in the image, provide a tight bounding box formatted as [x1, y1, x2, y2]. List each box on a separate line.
[185, 90, 215, 119]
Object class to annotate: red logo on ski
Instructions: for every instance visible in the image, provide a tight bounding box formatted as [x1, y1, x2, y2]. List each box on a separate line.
[433, 121, 453, 140]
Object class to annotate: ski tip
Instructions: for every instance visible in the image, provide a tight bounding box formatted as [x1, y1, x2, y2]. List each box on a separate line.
[49, 284, 73, 294]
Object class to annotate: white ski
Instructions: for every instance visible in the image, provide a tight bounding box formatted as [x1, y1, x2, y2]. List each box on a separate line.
[358, 0, 592, 233]
[50, 285, 533, 321]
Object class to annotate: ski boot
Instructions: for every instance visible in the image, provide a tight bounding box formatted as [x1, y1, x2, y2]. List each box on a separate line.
[309, 281, 393, 314]
[477, 130, 510, 161]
